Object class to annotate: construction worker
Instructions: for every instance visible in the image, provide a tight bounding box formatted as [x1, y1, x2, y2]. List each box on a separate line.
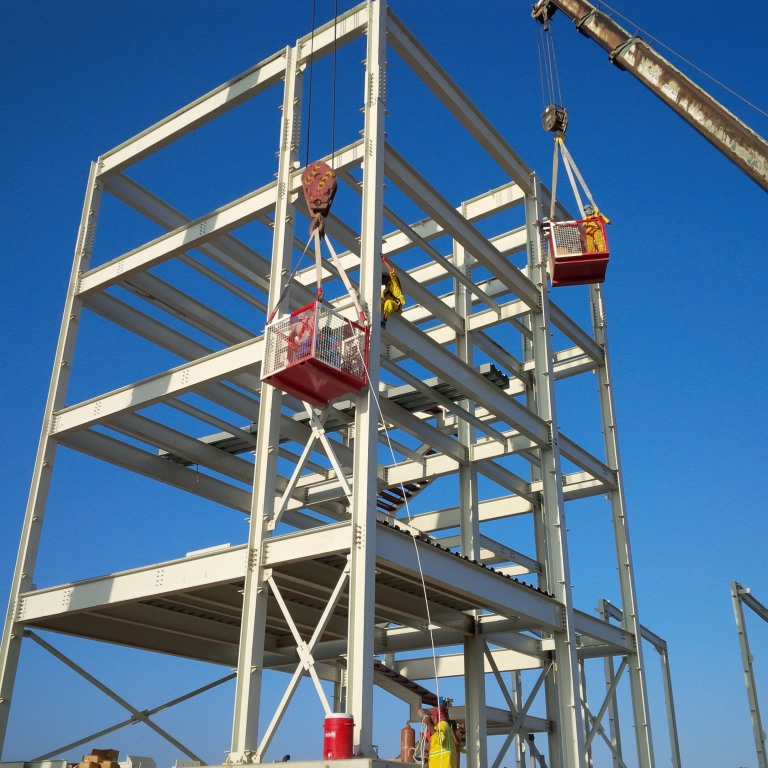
[427, 704, 458, 768]
[582, 204, 610, 253]
[380, 254, 406, 327]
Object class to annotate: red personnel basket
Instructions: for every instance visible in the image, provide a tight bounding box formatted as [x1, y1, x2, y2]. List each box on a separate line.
[546, 217, 610, 287]
[261, 302, 369, 406]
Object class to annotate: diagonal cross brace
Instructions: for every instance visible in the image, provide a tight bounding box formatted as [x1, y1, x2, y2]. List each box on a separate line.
[25, 631, 205, 763]
[34, 672, 235, 761]
[583, 656, 628, 750]
[270, 403, 353, 530]
[256, 559, 351, 760]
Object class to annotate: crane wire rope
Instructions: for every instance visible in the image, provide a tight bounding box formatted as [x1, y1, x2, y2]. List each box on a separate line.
[305, 1, 341, 166]
[598, 1, 768, 120]
[304, 1, 317, 167]
[535, 11, 564, 110]
[534, 24, 548, 110]
[332, 0, 338, 164]
[276, 4, 342, 326]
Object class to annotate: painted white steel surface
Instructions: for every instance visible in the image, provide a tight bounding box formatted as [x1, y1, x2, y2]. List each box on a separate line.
[17, 547, 247, 622]
[0, 1, 666, 765]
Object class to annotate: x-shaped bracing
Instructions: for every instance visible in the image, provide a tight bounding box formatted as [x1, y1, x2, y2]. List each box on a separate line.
[254, 558, 351, 760]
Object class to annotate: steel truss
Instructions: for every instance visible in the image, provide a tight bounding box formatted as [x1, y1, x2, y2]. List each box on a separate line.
[0, 2, 676, 766]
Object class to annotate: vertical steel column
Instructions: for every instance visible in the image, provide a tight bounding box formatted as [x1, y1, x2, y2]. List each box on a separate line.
[731, 582, 768, 768]
[455, 238, 488, 768]
[589, 283, 655, 768]
[512, 671, 524, 768]
[228, 45, 297, 763]
[526, 176, 586, 768]
[0, 163, 102, 754]
[522, 196, 561, 768]
[657, 641, 682, 768]
[345, 0, 386, 755]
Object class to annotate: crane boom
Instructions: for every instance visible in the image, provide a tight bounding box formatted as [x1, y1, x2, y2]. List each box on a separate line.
[533, 0, 768, 192]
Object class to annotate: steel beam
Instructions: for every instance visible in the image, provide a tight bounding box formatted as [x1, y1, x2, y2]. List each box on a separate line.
[384, 147, 540, 309]
[388, 12, 535, 194]
[51, 337, 263, 436]
[77, 184, 278, 296]
[58, 429, 252, 512]
[0, 164, 103, 749]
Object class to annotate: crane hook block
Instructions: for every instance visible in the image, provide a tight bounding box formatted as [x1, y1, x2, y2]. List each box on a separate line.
[542, 103, 568, 135]
[532, 1, 557, 23]
[302, 161, 338, 219]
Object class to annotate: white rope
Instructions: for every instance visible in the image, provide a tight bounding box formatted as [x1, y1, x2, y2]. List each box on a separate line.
[345, 315, 443, 708]
[313, 227, 324, 299]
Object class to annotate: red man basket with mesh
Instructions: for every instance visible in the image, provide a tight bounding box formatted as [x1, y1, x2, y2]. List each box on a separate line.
[261, 302, 369, 406]
[546, 217, 610, 287]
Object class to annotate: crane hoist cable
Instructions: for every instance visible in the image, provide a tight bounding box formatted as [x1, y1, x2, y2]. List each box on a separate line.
[305, 1, 317, 167]
[269, 6, 444, 708]
[532, 2, 611, 287]
[533, 1, 568, 134]
[531, 2, 605, 218]
[268, 3, 364, 326]
[303, 6, 440, 703]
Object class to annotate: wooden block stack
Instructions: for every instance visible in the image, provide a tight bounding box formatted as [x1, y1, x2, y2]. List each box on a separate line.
[77, 748, 120, 768]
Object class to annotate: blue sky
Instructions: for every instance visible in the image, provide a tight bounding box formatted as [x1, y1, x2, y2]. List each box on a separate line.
[1, 1, 767, 766]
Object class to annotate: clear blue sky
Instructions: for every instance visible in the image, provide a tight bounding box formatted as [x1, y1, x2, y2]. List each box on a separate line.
[1, 1, 766, 767]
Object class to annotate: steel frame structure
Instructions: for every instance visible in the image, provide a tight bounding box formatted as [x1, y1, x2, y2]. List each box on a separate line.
[0, 2, 675, 766]
[731, 582, 768, 768]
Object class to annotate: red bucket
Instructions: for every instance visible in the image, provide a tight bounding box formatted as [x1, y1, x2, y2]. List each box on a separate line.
[323, 713, 354, 759]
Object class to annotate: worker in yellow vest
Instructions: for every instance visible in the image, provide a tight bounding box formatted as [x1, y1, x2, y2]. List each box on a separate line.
[583, 204, 610, 253]
[428, 704, 458, 768]
[380, 254, 406, 327]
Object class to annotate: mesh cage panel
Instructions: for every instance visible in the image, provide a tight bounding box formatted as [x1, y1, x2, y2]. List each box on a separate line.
[315, 303, 368, 382]
[262, 304, 316, 378]
[551, 220, 585, 256]
[549, 218, 609, 258]
[262, 302, 368, 386]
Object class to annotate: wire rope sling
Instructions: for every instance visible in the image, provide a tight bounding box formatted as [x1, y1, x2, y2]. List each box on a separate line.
[533, 0, 612, 287]
[545, 137, 612, 287]
[261, 162, 370, 407]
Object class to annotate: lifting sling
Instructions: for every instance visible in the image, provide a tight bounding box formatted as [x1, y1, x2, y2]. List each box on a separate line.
[261, 161, 370, 406]
[546, 137, 611, 287]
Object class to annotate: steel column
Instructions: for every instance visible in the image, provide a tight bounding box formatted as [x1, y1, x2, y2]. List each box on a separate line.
[589, 282, 655, 768]
[731, 582, 768, 768]
[0, 162, 102, 755]
[228, 44, 297, 763]
[526, 175, 586, 767]
[345, 0, 387, 756]
[455, 237, 488, 768]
